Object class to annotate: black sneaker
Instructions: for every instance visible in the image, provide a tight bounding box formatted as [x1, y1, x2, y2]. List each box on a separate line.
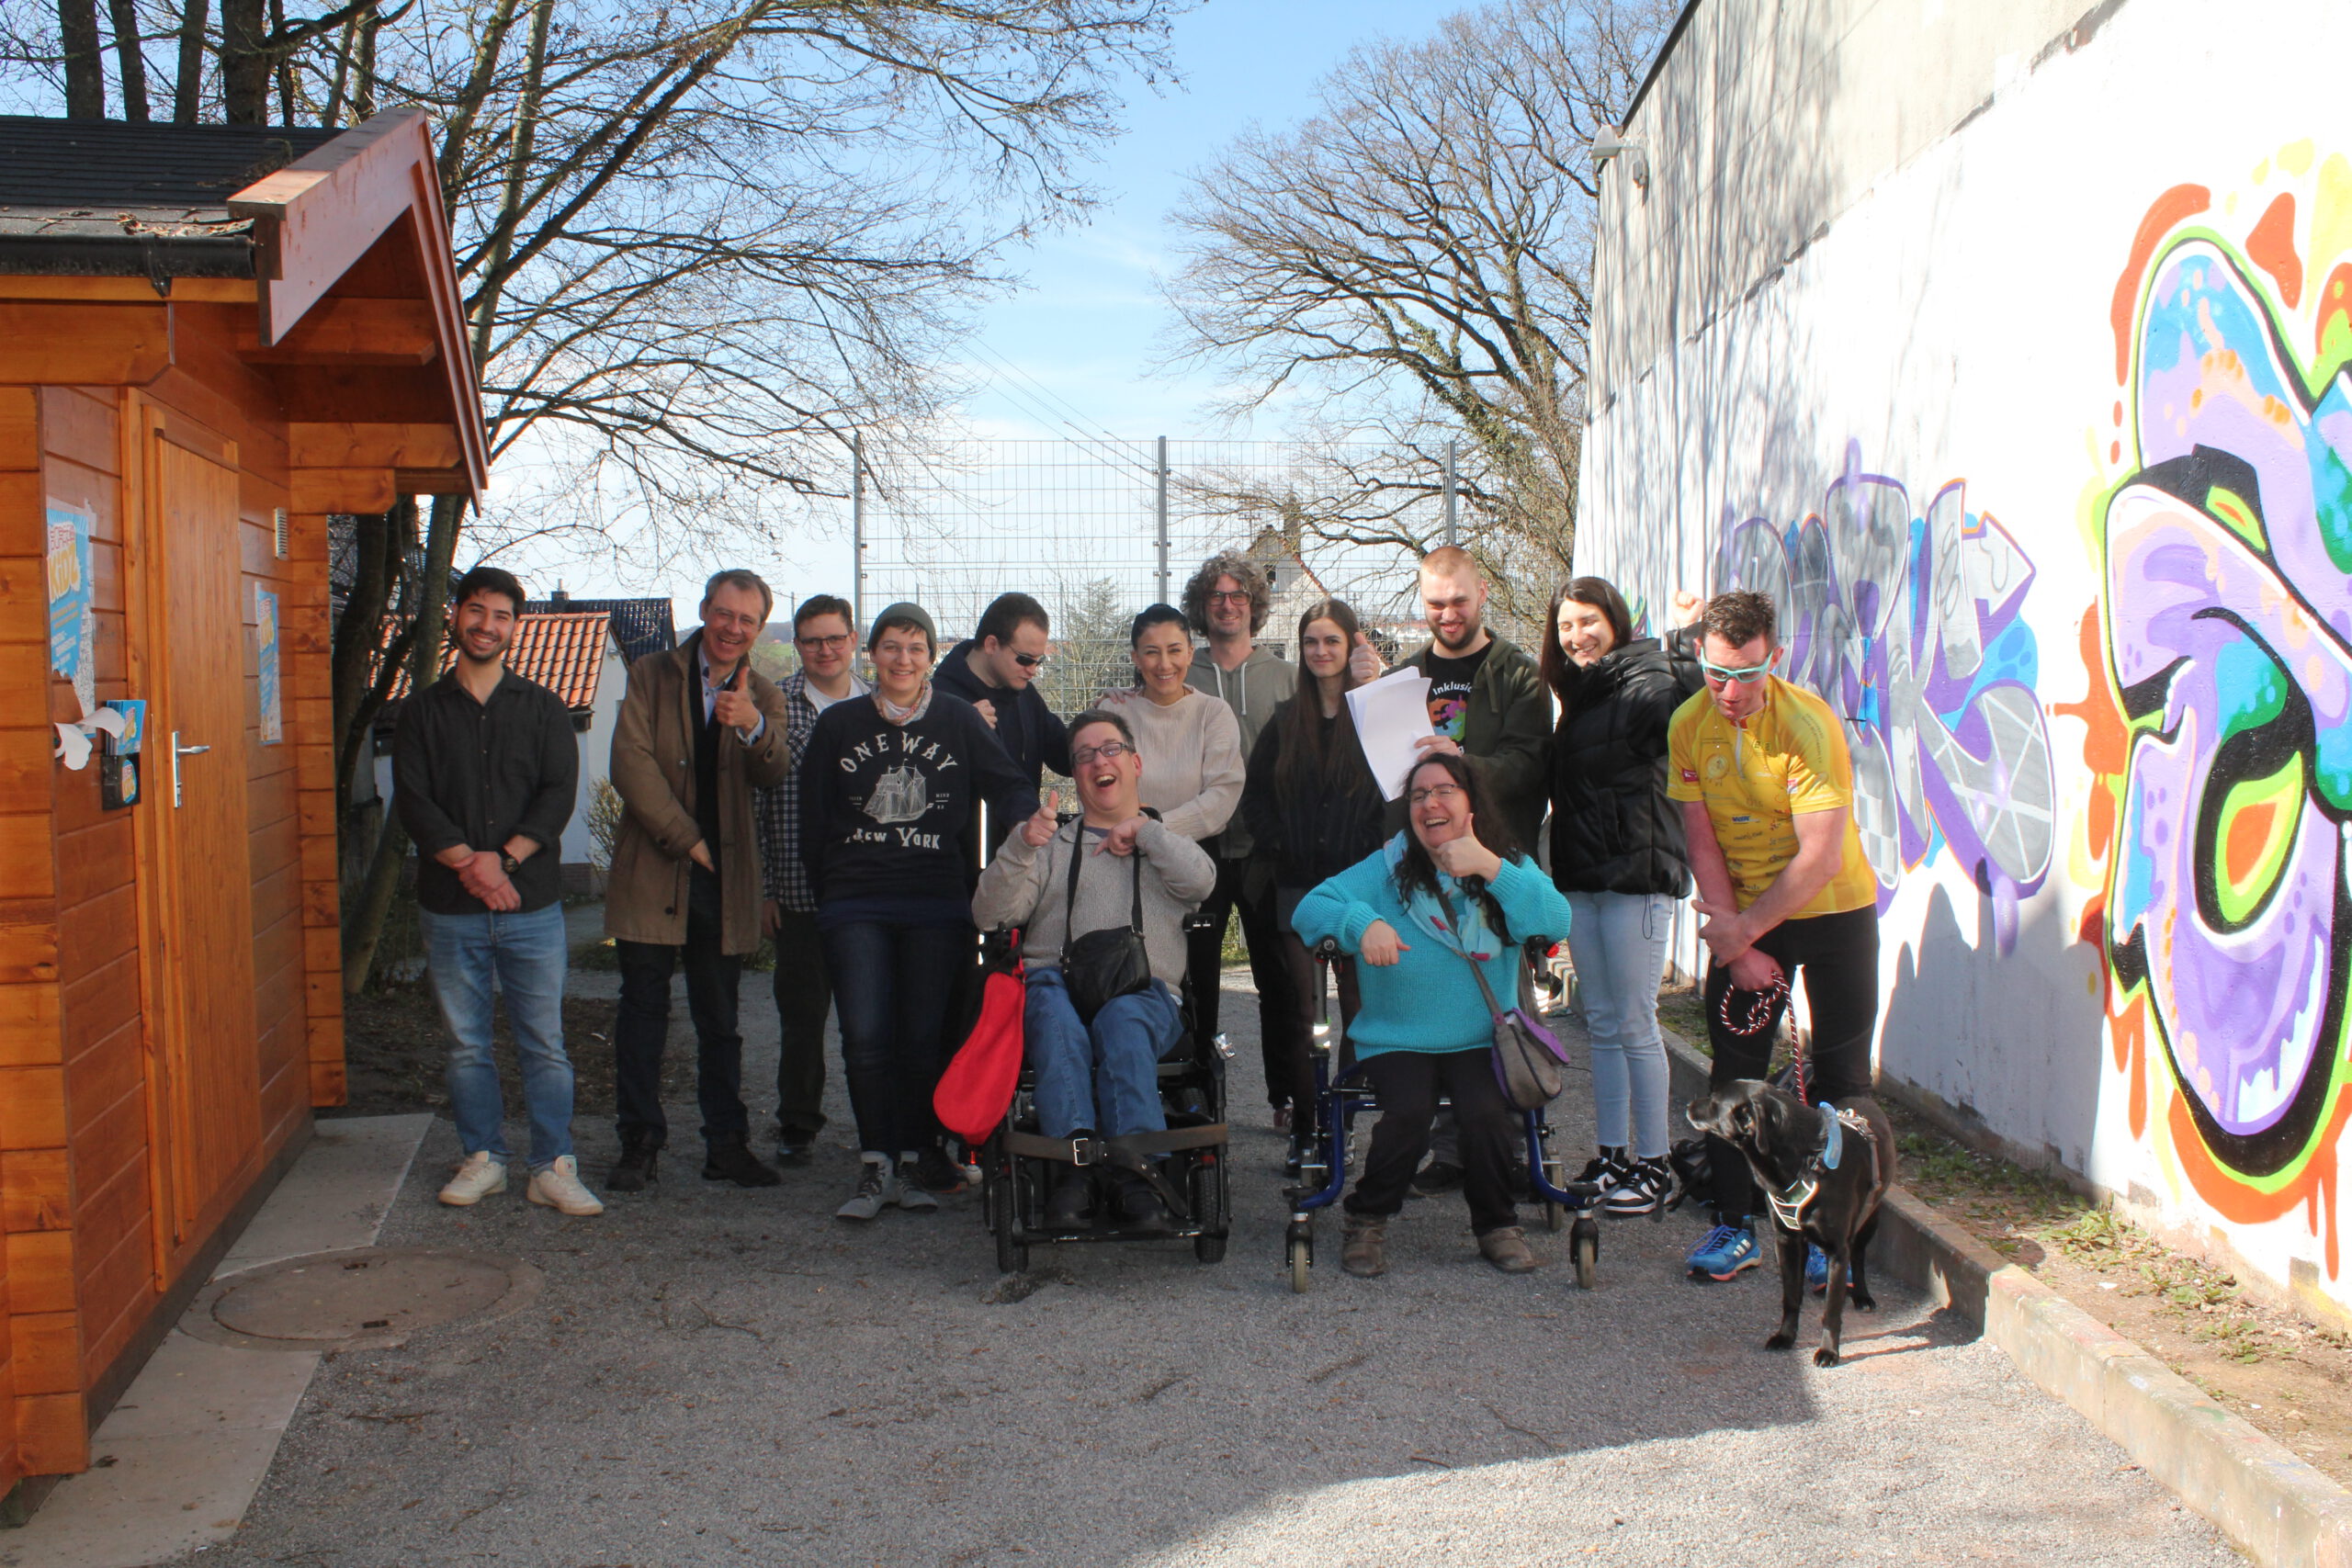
[702, 1139, 782, 1188]
[605, 1139, 659, 1193]
[773, 1127, 818, 1168]
[1411, 1159, 1464, 1196]
[910, 1145, 968, 1195]
[1604, 1156, 1672, 1216]
[1044, 1168, 1095, 1228]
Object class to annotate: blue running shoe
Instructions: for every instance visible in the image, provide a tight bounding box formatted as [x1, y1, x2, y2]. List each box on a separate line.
[1805, 1244, 1828, 1293]
[1686, 1224, 1760, 1280]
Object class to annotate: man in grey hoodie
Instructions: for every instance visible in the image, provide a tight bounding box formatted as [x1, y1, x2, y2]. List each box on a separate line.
[1182, 550, 1300, 1126]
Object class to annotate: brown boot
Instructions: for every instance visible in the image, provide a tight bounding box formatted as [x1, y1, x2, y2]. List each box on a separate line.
[1341, 1214, 1387, 1278]
[1477, 1224, 1539, 1274]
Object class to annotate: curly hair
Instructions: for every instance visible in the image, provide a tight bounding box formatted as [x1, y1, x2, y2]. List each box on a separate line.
[1182, 550, 1272, 636]
[1700, 589, 1779, 651]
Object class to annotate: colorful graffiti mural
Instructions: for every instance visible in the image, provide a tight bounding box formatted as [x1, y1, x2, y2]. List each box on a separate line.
[1709, 448, 2057, 951]
[2080, 152, 2352, 1268]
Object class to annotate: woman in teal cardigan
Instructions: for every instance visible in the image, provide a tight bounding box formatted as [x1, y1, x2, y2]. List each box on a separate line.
[1293, 751, 1573, 1279]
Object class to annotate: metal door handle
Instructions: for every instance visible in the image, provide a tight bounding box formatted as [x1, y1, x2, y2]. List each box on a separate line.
[170, 730, 209, 807]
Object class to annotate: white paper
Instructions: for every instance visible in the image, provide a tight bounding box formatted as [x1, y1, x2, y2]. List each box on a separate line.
[1345, 668, 1436, 800]
[52, 721, 91, 771]
[85, 706, 126, 739]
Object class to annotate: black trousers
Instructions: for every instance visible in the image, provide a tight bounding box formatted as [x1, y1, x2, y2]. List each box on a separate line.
[769, 907, 831, 1138]
[1344, 1048, 1519, 1235]
[1185, 853, 1295, 1107]
[1272, 886, 1359, 1119]
[1702, 904, 1881, 1223]
[614, 865, 747, 1149]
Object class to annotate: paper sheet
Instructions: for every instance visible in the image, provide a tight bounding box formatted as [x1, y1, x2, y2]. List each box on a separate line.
[1346, 668, 1436, 800]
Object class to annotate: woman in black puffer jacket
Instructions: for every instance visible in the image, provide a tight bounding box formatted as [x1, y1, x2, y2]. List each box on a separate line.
[1242, 597, 1388, 1135]
[1541, 576, 1703, 1217]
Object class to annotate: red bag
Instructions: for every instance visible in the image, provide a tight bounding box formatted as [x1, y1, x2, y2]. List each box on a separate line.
[933, 935, 1025, 1145]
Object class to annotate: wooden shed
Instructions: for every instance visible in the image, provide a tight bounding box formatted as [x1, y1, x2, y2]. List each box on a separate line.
[0, 109, 485, 1499]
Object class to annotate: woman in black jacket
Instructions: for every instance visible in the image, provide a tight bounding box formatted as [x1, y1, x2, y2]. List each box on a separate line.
[1241, 597, 1387, 1135]
[1541, 577, 1702, 1216]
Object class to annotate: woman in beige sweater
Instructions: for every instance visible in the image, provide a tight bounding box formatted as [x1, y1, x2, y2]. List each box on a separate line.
[1100, 604, 1246, 843]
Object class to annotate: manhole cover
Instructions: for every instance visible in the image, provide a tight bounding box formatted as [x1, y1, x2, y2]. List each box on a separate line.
[187, 1247, 541, 1352]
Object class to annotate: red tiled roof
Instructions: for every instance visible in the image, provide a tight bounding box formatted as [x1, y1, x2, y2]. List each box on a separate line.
[381, 612, 615, 710]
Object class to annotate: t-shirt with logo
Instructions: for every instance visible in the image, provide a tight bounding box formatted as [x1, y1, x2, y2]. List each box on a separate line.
[1665, 676, 1876, 917]
[798, 691, 1034, 911]
[1423, 643, 1490, 743]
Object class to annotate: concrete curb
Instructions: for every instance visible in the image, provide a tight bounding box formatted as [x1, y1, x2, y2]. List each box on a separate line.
[1657, 1030, 2352, 1568]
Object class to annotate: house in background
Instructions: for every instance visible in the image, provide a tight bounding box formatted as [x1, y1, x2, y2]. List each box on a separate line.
[373, 593, 671, 888]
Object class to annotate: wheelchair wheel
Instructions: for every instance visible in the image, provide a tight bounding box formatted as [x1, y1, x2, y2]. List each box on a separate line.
[989, 1167, 1028, 1274]
[1191, 1161, 1227, 1264]
[1286, 1219, 1312, 1293]
[1571, 1215, 1600, 1290]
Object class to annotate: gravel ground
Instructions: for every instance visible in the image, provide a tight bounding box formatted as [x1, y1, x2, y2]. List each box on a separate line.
[182, 973, 2242, 1568]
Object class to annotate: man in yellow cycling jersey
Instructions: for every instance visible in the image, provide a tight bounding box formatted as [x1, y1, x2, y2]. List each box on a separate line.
[1668, 589, 1880, 1281]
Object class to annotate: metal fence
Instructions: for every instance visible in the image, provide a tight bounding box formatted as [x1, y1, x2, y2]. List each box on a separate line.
[850, 437, 1538, 712]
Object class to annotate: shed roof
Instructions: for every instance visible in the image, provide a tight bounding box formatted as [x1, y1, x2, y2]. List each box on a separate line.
[0, 117, 341, 277]
[382, 612, 618, 712]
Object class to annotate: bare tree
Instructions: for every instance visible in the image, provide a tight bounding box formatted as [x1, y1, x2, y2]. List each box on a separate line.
[1163, 0, 1670, 597]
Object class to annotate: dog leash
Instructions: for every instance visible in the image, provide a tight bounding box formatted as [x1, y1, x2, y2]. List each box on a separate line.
[1716, 973, 1795, 1090]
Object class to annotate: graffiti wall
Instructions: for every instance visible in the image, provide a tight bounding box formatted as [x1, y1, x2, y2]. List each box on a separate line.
[1577, 0, 2352, 1309]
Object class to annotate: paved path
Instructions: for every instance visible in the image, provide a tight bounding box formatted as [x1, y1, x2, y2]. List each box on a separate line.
[175, 976, 2241, 1567]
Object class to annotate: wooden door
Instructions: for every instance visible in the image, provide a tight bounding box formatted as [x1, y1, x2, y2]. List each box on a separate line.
[141, 423, 260, 1252]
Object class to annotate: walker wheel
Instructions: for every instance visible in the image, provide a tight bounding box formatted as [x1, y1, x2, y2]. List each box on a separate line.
[1286, 1224, 1312, 1294]
[1571, 1218, 1600, 1291]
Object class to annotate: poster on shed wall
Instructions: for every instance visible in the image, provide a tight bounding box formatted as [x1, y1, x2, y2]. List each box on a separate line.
[45, 500, 93, 717]
[254, 584, 282, 745]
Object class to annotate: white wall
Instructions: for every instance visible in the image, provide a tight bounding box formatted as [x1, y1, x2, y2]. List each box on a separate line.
[560, 645, 628, 868]
[1578, 0, 2352, 1314]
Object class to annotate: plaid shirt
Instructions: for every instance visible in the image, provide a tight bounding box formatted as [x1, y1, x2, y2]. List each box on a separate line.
[754, 670, 847, 913]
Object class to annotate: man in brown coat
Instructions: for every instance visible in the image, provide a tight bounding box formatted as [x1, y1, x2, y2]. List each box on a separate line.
[605, 569, 793, 1190]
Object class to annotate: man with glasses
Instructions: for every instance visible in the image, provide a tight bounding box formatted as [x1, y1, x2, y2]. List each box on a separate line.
[1668, 589, 1881, 1282]
[937, 591, 1071, 837]
[752, 593, 867, 1166]
[1182, 552, 1298, 1115]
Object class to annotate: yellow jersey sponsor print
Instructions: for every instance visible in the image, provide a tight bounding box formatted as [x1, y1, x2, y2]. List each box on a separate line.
[1667, 676, 1877, 918]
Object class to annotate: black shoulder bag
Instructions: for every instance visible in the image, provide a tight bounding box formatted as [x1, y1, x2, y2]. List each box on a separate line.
[1060, 826, 1151, 1023]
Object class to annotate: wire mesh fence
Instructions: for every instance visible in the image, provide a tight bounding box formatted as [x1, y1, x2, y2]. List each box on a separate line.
[853, 437, 1544, 708]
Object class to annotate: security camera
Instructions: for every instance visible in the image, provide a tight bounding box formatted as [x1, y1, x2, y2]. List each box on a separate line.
[1590, 128, 1648, 189]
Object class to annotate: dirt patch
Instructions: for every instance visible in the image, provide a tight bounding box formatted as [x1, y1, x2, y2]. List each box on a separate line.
[1654, 976, 2352, 1485]
[333, 979, 695, 1121]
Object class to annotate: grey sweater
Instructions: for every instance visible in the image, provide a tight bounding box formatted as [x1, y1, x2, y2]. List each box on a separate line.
[969, 817, 1217, 987]
[1188, 644, 1297, 858]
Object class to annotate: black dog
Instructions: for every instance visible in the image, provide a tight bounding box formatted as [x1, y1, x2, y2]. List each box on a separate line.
[1687, 1079, 1894, 1367]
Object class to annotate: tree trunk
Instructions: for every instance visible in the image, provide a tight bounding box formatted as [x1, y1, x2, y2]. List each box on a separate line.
[173, 0, 209, 122]
[57, 0, 104, 118]
[108, 0, 149, 120]
[219, 0, 267, 122]
[339, 491, 463, 994]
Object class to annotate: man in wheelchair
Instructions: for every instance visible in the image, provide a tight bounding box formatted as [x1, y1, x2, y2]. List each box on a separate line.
[971, 709, 1217, 1230]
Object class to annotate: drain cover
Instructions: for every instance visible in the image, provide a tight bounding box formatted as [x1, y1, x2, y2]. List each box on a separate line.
[189, 1247, 542, 1352]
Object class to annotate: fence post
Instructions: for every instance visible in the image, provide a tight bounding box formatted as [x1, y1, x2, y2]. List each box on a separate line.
[851, 431, 865, 636]
[1155, 434, 1170, 604]
[1443, 438, 1458, 547]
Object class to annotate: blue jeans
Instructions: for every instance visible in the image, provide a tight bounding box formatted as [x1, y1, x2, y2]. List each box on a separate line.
[821, 918, 970, 1156]
[1563, 890, 1672, 1158]
[420, 903, 573, 1169]
[1024, 967, 1184, 1139]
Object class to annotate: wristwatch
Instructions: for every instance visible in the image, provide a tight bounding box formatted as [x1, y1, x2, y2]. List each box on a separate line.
[500, 851, 521, 877]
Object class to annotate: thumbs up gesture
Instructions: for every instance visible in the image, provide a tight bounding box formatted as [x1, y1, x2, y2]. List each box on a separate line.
[1021, 791, 1061, 849]
[1348, 630, 1385, 684]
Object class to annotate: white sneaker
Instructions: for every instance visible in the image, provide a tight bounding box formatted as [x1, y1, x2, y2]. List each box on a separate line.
[526, 1156, 605, 1216]
[836, 1155, 897, 1222]
[438, 1151, 507, 1206]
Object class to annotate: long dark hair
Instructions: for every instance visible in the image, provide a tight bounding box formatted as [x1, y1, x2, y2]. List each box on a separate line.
[1272, 598, 1371, 802]
[1538, 576, 1637, 706]
[1390, 751, 1523, 941]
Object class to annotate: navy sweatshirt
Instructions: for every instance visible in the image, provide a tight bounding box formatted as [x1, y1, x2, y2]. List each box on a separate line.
[798, 692, 1035, 907]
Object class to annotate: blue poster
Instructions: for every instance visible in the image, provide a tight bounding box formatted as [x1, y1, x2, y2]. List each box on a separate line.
[254, 585, 282, 746]
[45, 502, 92, 715]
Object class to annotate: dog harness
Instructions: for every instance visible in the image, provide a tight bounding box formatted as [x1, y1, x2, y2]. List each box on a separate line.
[1760, 1103, 1879, 1232]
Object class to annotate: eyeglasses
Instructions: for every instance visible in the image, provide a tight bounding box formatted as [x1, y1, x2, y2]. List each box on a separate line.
[1698, 655, 1776, 685]
[1011, 651, 1046, 670]
[1407, 782, 1464, 807]
[1070, 739, 1134, 766]
[797, 633, 851, 651]
[1205, 591, 1251, 605]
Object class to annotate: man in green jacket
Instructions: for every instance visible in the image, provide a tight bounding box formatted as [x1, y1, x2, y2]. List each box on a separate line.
[1351, 544, 1551, 1192]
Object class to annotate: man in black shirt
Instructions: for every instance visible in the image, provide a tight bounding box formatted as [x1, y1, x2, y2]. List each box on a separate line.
[392, 566, 600, 1215]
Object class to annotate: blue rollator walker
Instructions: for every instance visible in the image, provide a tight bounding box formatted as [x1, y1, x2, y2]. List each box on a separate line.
[1282, 935, 1604, 1292]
